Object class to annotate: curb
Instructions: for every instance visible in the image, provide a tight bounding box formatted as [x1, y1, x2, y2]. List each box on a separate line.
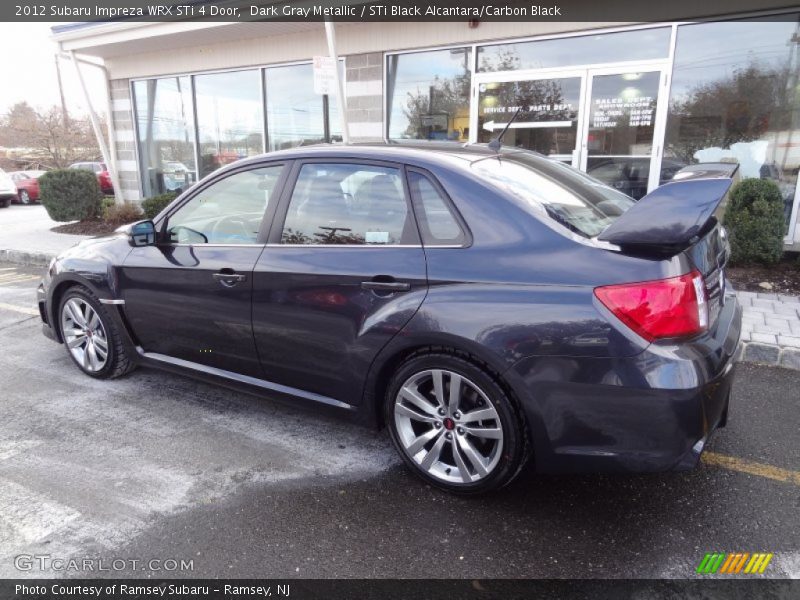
[736, 342, 800, 371]
[0, 249, 55, 268]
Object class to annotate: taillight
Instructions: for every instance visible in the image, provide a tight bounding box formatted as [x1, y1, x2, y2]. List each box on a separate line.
[594, 271, 708, 342]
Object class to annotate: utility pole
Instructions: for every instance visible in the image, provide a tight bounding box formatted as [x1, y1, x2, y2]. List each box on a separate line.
[54, 54, 69, 129]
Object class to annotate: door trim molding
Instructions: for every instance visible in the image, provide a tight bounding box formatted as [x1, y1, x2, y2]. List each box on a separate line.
[138, 350, 356, 411]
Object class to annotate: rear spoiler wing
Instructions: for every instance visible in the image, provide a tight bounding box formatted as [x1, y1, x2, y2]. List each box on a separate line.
[597, 165, 738, 254]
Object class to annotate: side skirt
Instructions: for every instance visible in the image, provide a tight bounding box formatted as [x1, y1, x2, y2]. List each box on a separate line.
[137, 349, 358, 413]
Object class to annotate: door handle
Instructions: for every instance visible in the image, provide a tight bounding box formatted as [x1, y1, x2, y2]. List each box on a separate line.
[361, 280, 411, 292]
[213, 270, 247, 287]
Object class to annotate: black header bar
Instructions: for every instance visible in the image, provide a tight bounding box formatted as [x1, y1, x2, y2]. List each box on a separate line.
[1, 579, 797, 600]
[7, 0, 800, 24]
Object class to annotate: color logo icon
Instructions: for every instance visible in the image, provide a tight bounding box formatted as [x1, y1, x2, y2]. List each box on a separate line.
[697, 552, 773, 574]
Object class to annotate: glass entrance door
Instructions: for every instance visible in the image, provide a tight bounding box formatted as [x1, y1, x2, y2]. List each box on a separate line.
[472, 63, 669, 198]
[580, 68, 666, 199]
[475, 71, 586, 167]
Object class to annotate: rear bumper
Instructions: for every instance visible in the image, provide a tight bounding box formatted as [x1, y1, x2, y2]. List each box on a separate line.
[507, 295, 742, 474]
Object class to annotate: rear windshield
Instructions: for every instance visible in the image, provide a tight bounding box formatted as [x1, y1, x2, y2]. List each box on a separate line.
[470, 154, 634, 238]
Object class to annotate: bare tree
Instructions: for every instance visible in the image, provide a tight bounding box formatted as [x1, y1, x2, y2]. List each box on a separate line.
[0, 102, 102, 169]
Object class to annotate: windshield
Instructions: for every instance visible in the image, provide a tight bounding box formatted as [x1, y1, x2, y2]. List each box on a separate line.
[471, 154, 635, 238]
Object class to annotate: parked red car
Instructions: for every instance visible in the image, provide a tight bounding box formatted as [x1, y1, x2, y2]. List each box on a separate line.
[9, 170, 46, 204]
[69, 162, 114, 195]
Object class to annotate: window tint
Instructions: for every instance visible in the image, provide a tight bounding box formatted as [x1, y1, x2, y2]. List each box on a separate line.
[407, 171, 465, 245]
[166, 165, 283, 245]
[282, 164, 413, 245]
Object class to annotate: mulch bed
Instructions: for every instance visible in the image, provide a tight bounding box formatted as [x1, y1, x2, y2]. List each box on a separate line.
[727, 255, 800, 297]
[51, 218, 127, 236]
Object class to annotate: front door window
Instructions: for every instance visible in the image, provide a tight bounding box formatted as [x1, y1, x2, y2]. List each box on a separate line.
[166, 165, 283, 245]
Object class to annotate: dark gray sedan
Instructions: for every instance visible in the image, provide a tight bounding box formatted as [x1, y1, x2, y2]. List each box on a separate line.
[37, 143, 741, 494]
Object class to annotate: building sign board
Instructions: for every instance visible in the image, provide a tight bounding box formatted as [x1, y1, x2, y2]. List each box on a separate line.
[312, 56, 337, 95]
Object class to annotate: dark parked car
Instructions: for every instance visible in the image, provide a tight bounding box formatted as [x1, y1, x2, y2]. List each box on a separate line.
[37, 143, 741, 494]
[69, 161, 114, 194]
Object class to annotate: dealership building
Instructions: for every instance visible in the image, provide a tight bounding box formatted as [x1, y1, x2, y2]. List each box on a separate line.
[52, 3, 800, 248]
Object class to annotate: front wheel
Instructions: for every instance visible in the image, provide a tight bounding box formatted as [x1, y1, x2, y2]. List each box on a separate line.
[385, 353, 528, 494]
[18, 190, 31, 204]
[58, 286, 135, 379]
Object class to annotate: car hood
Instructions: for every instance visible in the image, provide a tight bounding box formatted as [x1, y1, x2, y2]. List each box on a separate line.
[57, 231, 131, 264]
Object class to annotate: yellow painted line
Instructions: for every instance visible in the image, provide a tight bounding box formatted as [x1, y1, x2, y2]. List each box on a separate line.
[0, 276, 39, 284]
[0, 302, 39, 316]
[703, 452, 800, 486]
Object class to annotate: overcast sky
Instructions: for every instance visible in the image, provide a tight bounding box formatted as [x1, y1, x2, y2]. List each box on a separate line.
[0, 22, 106, 116]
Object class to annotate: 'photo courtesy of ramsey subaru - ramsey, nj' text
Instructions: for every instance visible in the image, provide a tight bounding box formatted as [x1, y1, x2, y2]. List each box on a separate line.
[0, 1, 799, 598]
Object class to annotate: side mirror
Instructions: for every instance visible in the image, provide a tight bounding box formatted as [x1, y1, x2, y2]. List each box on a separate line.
[129, 220, 156, 247]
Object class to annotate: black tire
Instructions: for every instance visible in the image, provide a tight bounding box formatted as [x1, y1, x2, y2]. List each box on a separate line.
[385, 351, 528, 495]
[58, 285, 136, 379]
[18, 190, 31, 205]
[0, 198, 10, 208]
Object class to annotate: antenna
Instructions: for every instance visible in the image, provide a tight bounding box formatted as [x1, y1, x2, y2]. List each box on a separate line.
[487, 107, 522, 153]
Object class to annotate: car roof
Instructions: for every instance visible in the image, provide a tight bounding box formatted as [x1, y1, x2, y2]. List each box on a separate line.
[230, 141, 551, 174]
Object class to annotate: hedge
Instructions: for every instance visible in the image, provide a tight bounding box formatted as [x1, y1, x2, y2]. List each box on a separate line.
[39, 169, 103, 222]
[141, 192, 177, 219]
[722, 178, 786, 266]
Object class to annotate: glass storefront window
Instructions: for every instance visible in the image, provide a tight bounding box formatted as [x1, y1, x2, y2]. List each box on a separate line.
[387, 47, 472, 141]
[476, 77, 582, 157]
[665, 16, 800, 234]
[265, 63, 342, 151]
[477, 28, 671, 72]
[133, 76, 197, 198]
[585, 71, 661, 199]
[194, 69, 264, 178]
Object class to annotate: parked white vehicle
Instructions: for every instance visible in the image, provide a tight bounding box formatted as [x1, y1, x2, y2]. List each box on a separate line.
[0, 168, 17, 208]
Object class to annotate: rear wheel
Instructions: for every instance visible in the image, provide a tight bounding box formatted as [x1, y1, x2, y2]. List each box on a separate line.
[18, 190, 31, 204]
[58, 286, 135, 379]
[0, 198, 10, 208]
[385, 352, 528, 494]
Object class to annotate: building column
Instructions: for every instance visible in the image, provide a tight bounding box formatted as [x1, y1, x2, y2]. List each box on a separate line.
[345, 53, 384, 142]
[109, 79, 142, 203]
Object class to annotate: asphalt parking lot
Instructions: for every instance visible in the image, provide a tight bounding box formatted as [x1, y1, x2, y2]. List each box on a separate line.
[0, 261, 798, 579]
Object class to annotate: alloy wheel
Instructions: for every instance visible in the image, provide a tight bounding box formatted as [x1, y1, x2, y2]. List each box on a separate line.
[19, 190, 30, 204]
[393, 369, 504, 484]
[61, 298, 109, 373]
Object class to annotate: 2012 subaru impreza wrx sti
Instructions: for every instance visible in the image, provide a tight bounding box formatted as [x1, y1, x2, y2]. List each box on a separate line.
[37, 143, 742, 494]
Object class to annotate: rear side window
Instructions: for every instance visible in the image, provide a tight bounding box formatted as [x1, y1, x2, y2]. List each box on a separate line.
[281, 163, 416, 245]
[407, 170, 466, 246]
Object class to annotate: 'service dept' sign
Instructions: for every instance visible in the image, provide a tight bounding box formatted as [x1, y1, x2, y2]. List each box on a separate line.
[313, 56, 337, 95]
